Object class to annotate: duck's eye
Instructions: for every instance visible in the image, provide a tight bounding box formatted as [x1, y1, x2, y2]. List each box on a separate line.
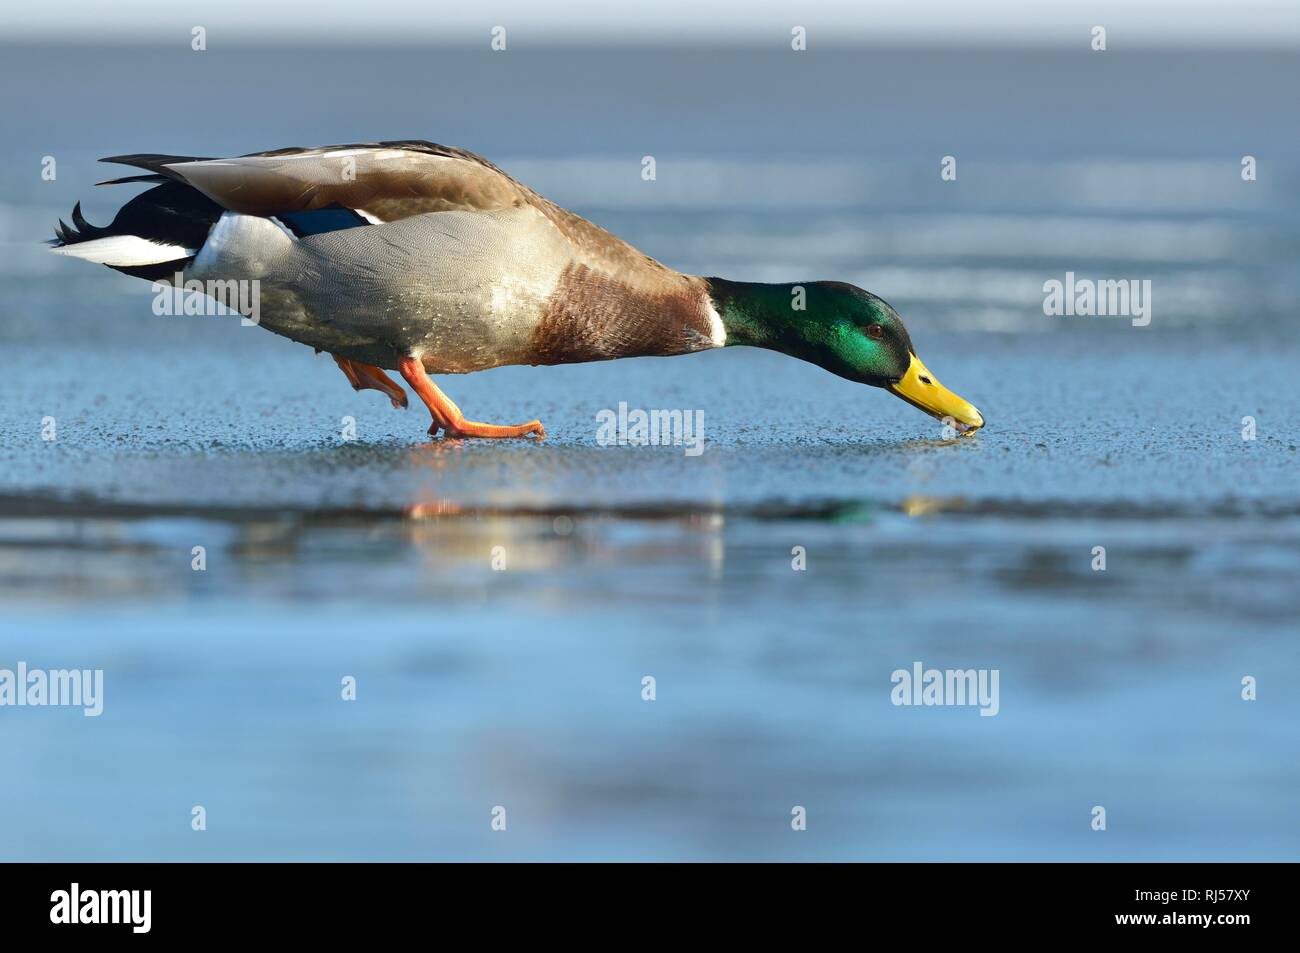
[865, 323, 885, 341]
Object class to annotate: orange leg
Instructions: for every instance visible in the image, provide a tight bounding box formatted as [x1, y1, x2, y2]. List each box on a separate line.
[332, 354, 408, 409]
[396, 356, 545, 439]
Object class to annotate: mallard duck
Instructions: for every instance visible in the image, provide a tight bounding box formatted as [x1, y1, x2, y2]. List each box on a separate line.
[49, 140, 983, 439]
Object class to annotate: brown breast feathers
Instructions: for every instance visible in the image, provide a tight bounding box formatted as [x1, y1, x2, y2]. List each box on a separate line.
[530, 264, 717, 366]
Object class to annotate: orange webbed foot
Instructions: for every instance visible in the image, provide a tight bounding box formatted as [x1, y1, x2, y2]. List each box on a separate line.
[444, 420, 546, 439]
[397, 356, 546, 440]
[332, 355, 408, 409]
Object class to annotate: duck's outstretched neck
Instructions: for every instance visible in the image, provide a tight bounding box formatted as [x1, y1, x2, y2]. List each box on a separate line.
[704, 277, 804, 349]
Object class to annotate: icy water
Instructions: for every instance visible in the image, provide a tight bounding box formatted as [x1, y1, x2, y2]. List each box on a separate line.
[0, 45, 1298, 860]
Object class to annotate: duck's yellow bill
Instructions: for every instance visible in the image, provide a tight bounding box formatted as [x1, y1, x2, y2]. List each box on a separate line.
[888, 353, 985, 435]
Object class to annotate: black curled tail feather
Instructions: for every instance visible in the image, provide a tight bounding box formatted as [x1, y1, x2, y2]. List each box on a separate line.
[51, 201, 116, 247]
[50, 180, 225, 281]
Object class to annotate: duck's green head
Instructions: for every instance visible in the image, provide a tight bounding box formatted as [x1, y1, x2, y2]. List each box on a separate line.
[707, 278, 985, 434]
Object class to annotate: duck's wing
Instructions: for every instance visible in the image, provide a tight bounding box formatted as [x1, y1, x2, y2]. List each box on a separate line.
[99, 141, 676, 276]
[99, 141, 534, 224]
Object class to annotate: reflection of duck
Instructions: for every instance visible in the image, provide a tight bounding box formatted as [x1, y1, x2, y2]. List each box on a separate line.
[51, 141, 983, 439]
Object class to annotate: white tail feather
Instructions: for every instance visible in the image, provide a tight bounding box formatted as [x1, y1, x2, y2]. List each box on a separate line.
[50, 235, 195, 267]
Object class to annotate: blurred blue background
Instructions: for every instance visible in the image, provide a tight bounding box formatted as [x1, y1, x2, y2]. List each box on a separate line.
[0, 8, 1298, 859]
